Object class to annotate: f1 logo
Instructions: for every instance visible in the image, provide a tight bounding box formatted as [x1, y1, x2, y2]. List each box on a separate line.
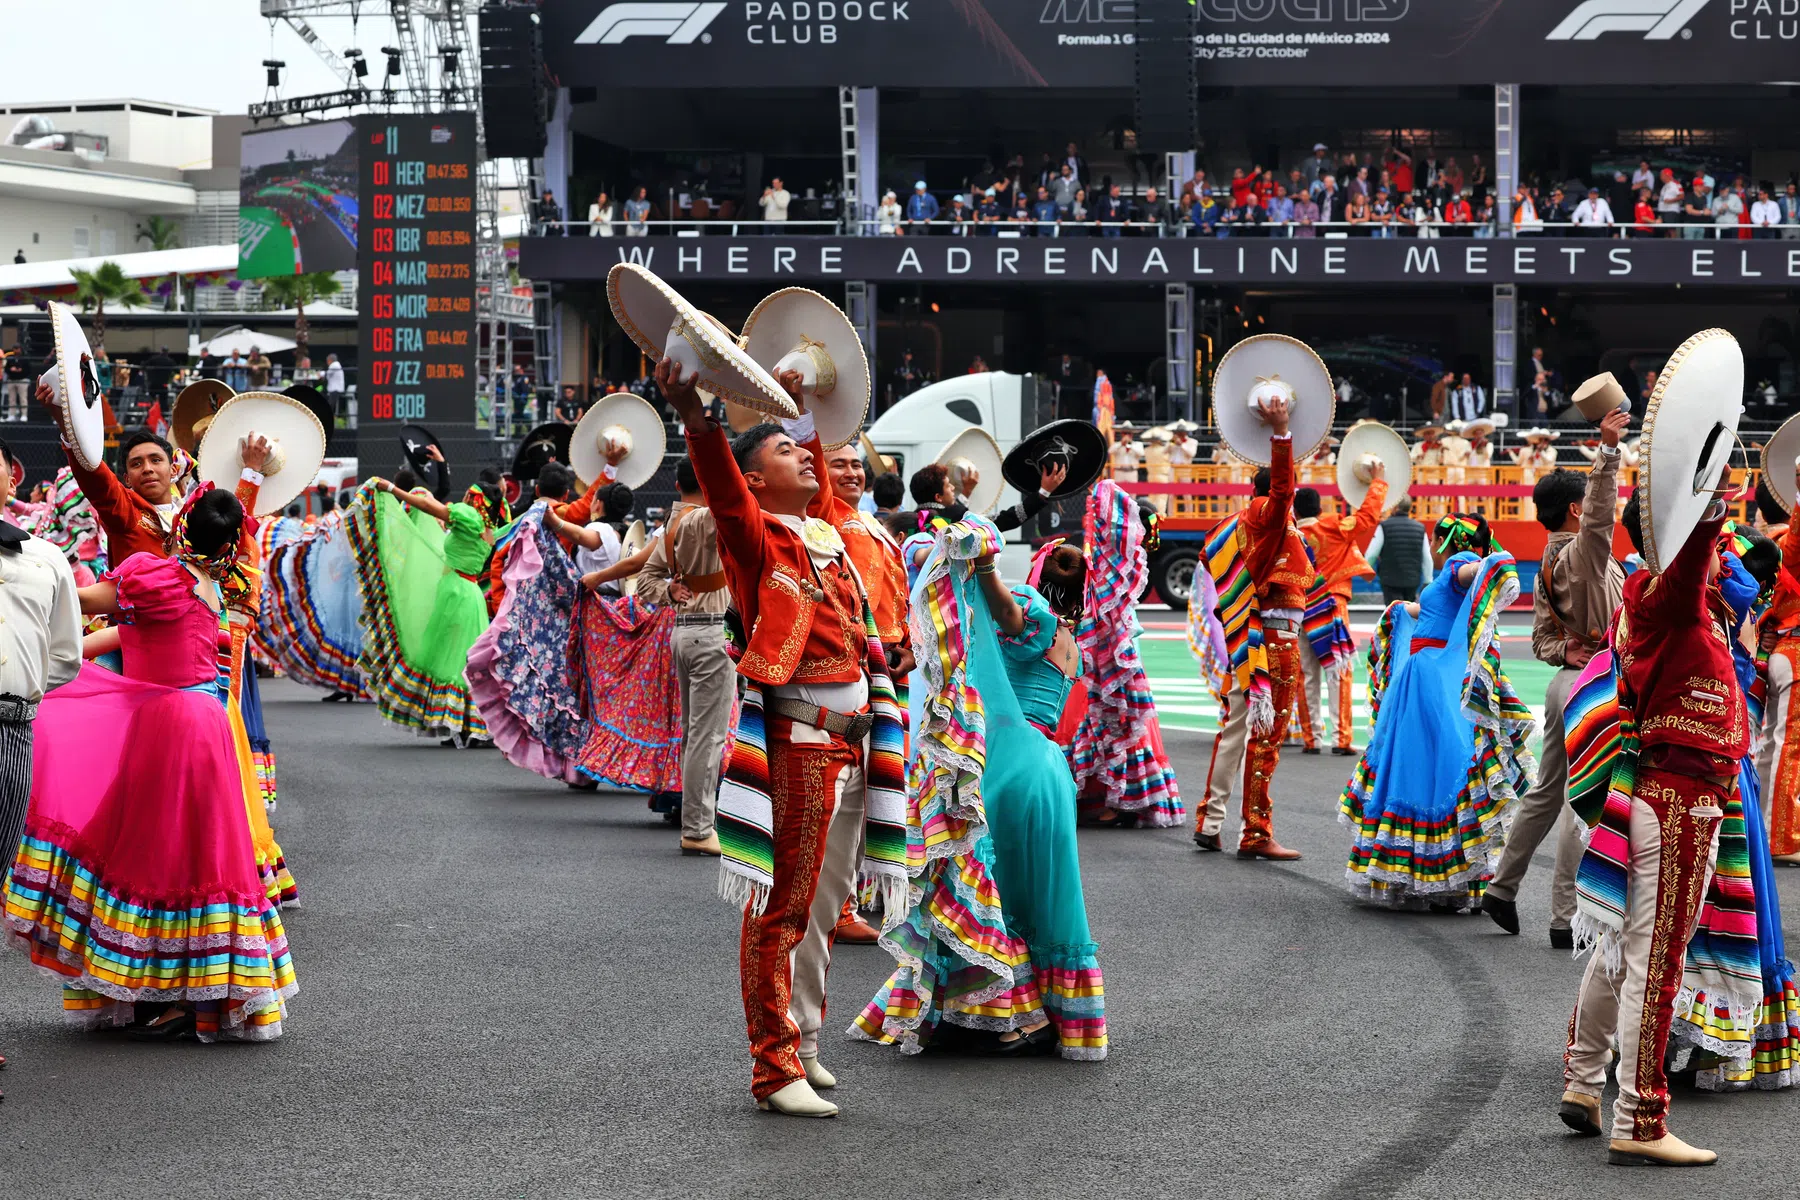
[1545, 0, 1710, 40]
[575, 2, 727, 44]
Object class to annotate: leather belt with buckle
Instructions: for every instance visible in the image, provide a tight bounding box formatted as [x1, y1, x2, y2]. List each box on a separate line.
[1263, 617, 1300, 633]
[0, 694, 38, 722]
[768, 697, 874, 742]
[674, 613, 725, 626]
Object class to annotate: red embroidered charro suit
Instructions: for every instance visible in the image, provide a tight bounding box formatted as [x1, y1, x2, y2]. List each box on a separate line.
[65, 448, 261, 567]
[1601, 513, 1741, 1142]
[688, 418, 870, 1100]
[1238, 434, 1310, 849]
[1760, 519, 1800, 855]
[1295, 478, 1386, 750]
[799, 432, 909, 651]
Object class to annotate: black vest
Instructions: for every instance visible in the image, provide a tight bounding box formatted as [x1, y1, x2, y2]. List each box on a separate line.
[1377, 515, 1427, 590]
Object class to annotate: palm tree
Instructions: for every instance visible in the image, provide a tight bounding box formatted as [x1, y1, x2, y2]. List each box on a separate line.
[259, 271, 342, 357]
[135, 215, 181, 252]
[68, 261, 148, 347]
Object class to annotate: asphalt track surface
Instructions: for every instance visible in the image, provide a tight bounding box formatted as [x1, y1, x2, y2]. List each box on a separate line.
[3, 668, 1798, 1198]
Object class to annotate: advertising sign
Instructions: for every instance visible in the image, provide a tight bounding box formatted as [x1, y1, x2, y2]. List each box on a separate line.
[355, 112, 478, 438]
[524, 233, 1800, 287]
[542, 0, 1800, 88]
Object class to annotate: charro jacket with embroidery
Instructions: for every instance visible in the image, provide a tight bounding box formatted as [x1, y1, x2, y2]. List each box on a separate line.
[66, 447, 260, 568]
[1618, 513, 1748, 758]
[687, 420, 865, 688]
[800, 433, 909, 649]
[1243, 434, 1313, 611]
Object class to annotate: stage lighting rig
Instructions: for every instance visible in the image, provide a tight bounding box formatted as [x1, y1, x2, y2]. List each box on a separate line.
[344, 47, 369, 82]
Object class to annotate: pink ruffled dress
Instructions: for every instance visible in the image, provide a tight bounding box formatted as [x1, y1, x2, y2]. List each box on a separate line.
[3, 553, 298, 1040]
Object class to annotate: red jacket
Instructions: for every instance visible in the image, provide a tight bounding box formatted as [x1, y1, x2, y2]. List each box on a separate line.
[1618, 514, 1748, 758]
[1243, 436, 1313, 611]
[68, 447, 260, 568]
[800, 433, 909, 649]
[688, 420, 865, 688]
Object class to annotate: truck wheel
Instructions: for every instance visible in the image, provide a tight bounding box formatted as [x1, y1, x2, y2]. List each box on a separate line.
[1153, 547, 1200, 609]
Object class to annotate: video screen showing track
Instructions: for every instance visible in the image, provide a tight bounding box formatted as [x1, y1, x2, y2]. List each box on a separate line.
[238, 118, 358, 278]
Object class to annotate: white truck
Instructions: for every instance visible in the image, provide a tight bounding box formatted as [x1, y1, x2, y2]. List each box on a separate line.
[864, 372, 1081, 576]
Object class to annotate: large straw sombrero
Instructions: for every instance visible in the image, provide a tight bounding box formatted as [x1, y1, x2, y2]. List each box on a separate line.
[1639, 327, 1744, 573]
[1336, 420, 1412, 509]
[606, 262, 794, 419]
[740, 287, 870, 450]
[1003, 419, 1107, 498]
[936, 425, 1004, 514]
[41, 301, 104, 471]
[1759, 409, 1800, 515]
[195, 391, 327, 517]
[172, 379, 237, 454]
[1211, 333, 1335, 467]
[572, 392, 665, 491]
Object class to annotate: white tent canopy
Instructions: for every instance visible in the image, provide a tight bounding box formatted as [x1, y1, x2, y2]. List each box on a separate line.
[0, 244, 237, 292]
[194, 327, 298, 357]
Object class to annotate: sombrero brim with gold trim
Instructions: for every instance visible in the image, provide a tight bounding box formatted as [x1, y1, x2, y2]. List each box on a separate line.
[573, 392, 665, 491]
[196, 391, 327, 517]
[173, 379, 237, 454]
[741, 287, 870, 450]
[1336, 420, 1412, 510]
[606, 262, 795, 419]
[1211, 333, 1335, 468]
[1639, 327, 1744, 573]
[43, 301, 104, 471]
[1759, 409, 1800, 516]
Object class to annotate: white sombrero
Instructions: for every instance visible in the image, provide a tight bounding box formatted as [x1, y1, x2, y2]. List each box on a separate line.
[740, 287, 870, 450]
[572, 391, 665, 491]
[1519, 427, 1562, 443]
[1212, 333, 1335, 467]
[1639, 327, 1744, 573]
[41, 301, 104, 471]
[1337, 420, 1412, 509]
[1760, 409, 1800, 515]
[936, 425, 1004, 515]
[196, 390, 327, 517]
[1460, 417, 1497, 440]
[606, 262, 794, 419]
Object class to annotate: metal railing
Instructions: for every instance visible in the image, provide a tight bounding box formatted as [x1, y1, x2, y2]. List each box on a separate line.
[535, 219, 843, 237]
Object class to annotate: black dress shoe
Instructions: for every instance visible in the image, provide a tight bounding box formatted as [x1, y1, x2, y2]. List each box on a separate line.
[1481, 894, 1521, 935]
[1549, 927, 1575, 950]
[1302, 747, 1321, 755]
[1193, 831, 1222, 852]
[1332, 746, 1358, 756]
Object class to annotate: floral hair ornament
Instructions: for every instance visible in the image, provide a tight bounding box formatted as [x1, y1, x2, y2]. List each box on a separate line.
[166, 482, 259, 610]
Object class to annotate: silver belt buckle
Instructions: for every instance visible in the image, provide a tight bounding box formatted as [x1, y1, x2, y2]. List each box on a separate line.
[843, 712, 874, 742]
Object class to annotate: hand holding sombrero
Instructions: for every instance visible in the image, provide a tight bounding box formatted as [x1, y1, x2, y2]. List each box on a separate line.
[196, 390, 327, 516]
[739, 287, 870, 449]
[607, 263, 792, 419]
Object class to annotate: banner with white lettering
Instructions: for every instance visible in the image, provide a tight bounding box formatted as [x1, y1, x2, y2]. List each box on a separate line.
[542, 0, 1800, 89]
[522, 235, 1800, 287]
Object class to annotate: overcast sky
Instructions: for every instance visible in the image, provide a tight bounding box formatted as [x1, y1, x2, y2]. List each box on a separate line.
[2, 1, 401, 113]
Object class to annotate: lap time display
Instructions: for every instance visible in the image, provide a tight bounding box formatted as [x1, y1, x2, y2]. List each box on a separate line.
[356, 113, 476, 429]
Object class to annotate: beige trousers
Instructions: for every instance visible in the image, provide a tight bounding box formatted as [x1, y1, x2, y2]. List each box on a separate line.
[1200, 683, 1251, 839]
[788, 737, 867, 1059]
[674, 622, 735, 841]
[1757, 650, 1792, 828]
[1486, 665, 1585, 928]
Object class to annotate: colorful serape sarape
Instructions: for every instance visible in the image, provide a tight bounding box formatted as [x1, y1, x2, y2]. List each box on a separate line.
[1564, 617, 1760, 1025]
[715, 563, 909, 920]
[1068, 480, 1182, 826]
[1203, 512, 1273, 733]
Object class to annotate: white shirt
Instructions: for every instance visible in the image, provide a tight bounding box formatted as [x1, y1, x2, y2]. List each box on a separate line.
[1109, 442, 1143, 473]
[1657, 180, 1683, 212]
[1167, 439, 1196, 465]
[573, 521, 621, 581]
[761, 188, 791, 221]
[1752, 199, 1782, 228]
[1571, 198, 1613, 226]
[324, 360, 345, 392]
[0, 531, 82, 703]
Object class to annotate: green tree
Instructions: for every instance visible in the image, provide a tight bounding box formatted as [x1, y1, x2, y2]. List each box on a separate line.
[258, 271, 342, 357]
[135, 215, 181, 251]
[68, 261, 148, 348]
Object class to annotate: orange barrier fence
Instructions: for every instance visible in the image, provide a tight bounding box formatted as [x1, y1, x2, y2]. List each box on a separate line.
[1120, 463, 1764, 530]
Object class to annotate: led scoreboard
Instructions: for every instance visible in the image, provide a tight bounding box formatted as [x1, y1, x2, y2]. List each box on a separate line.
[356, 112, 477, 436]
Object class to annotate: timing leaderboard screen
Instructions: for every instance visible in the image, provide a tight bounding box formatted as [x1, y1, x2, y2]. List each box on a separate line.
[355, 112, 476, 434]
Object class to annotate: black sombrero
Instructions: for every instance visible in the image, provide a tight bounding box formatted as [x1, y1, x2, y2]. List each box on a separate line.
[1002, 419, 1108, 499]
[282, 383, 337, 454]
[511, 421, 574, 488]
[399, 424, 447, 492]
